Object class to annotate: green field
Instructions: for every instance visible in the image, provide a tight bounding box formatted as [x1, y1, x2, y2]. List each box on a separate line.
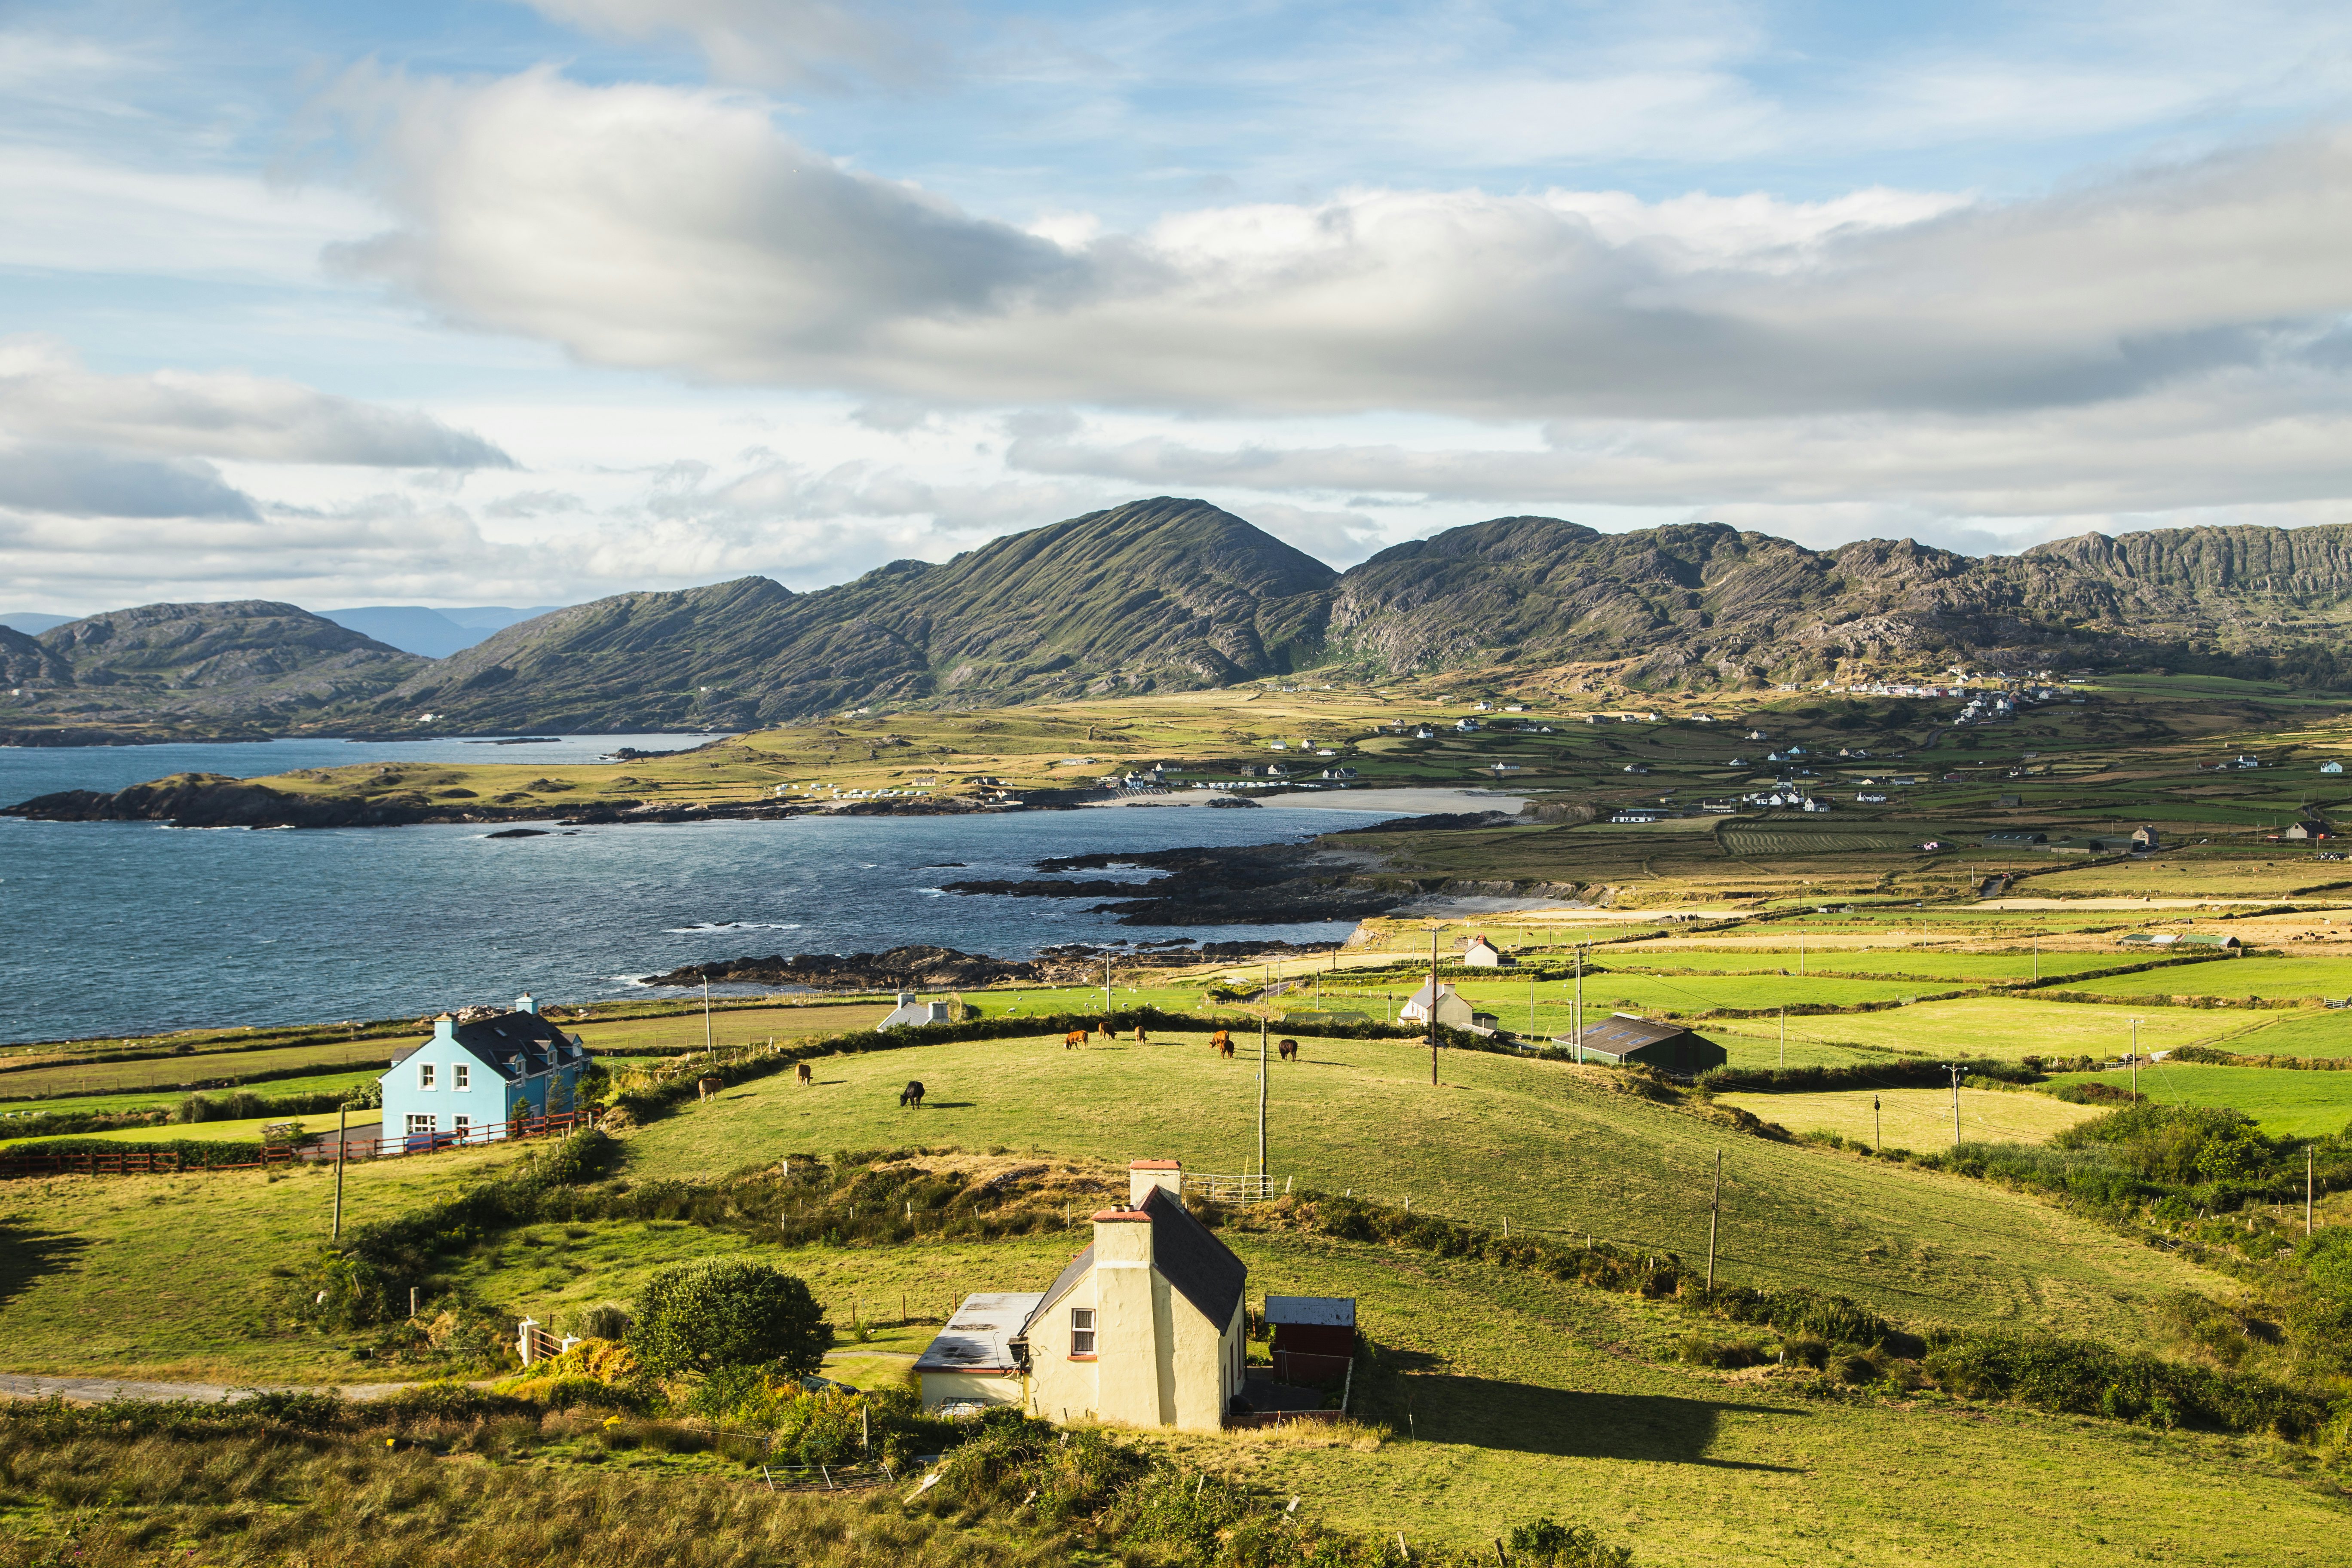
[1607, 949, 2132, 981]
[0, 1066, 387, 1125]
[1748, 996, 2268, 1060]
[0, 1039, 403, 1102]
[2216, 1008, 2352, 1057]
[2046, 1063, 2352, 1139]
[2060, 956, 2352, 1001]
[1714, 1087, 2100, 1148]
[0, 1109, 382, 1151]
[627, 1029, 2215, 1345]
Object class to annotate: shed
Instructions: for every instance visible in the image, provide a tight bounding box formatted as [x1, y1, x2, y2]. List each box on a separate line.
[1265, 1295, 1356, 1384]
[1560, 1013, 1727, 1075]
[1984, 831, 2046, 845]
[915, 1291, 1044, 1414]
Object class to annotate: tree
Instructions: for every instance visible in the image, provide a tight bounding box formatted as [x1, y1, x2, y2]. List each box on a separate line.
[630, 1260, 832, 1379]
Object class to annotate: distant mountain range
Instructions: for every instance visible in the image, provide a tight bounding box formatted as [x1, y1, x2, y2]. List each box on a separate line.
[3, 604, 561, 658]
[7, 498, 2352, 739]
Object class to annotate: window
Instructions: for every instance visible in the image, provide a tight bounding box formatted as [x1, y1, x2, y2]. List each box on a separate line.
[1070, 1308, 1096, 1357]
[417, 1063, 436, 1090]
[453, 1116, 471, 1137]
[453, 1063, 470, 1091]
[405, 1114, 435, 1136]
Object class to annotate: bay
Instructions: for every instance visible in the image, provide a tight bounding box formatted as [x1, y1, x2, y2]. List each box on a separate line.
[0, 740, 1395, 1041]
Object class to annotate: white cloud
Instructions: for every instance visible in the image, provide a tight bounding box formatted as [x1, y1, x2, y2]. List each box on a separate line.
[518, 0, 946, 89]
[0, 444, 256, 520]
[325, 69, 2352, 423]
[0, 338, 512, 467]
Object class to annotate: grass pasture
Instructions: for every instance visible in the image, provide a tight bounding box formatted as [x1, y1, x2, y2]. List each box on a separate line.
[2217, 1009, 2352, 1057]
[2046, 1064, 2352, 1139]
[2058, 956, 2352, 1002]
[0, 1040, 403, 1102]
[1749, 996, 2268, 1060]
[629, 1028, 2216, 1345]
[1714, 1087, 2100, 1149]
[1605, 949, 2132, 982]
[0, 1109, 382, 1151]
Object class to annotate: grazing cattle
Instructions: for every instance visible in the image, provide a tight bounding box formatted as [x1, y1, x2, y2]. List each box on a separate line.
[795, 1062, 813, 1087]
[1064, 1029, 1087, 1050]
[696, 1076, 722, 1101]
[900, 1080, 926, 1109]
[1133, 1026, 1148, 1043]
[1215, 1033, 1236, 1060]
[1278, 1038, 1298, 1063]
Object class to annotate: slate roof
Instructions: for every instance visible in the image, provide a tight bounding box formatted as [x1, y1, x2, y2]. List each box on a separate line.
[914, 1291, 1046, 1376]
[1573, 1013, 1685, 1054]
[1024, 1186, 1248, 1335]
[389, 1009, 588, 1082]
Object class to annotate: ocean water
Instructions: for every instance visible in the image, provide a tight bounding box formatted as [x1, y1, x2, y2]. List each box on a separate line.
[0, 736, 1394, 1042]
[0, 733, 721, 801]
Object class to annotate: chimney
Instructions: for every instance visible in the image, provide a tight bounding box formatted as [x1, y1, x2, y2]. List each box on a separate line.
[1129, 1159, 1182, 1208]
[515, 992, 536, 1015]
[432, 1013, 455, 1042]
[896, 990, 914, 1010]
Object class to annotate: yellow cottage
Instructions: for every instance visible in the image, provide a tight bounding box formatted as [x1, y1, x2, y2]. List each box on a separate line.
[916, 1161, 1248, 1431]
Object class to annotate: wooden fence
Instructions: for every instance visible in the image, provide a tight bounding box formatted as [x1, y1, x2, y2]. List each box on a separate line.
[0, 1109, 597, 1180]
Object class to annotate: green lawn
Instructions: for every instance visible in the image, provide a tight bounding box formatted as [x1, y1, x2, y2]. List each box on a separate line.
[439, 1210, 2340, 1568]
[627, 1029, 2219, 1345]
[2060, 957, 2352, 1001]
[0, 1067, 386, 1124]
[1755, 997, 2268, 1060]
[0, 1040, 403, 1102]
[0, 1109, 382, 1151]
[2046, 1064, 2352, 1139]
[1714, 1087, 2099, 1148]
[2215, 1009, 2352, 1058]
[1607, 950, 2130, 982]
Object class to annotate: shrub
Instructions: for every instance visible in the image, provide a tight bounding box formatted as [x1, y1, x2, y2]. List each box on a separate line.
[1676, 1334, 1769, 1369]
[630, 1259, 832, 1379]
[1509, 1516, 1635, 1568]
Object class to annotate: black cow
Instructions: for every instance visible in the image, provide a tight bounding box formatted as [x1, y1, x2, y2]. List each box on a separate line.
[900, 1080, 926, 1109]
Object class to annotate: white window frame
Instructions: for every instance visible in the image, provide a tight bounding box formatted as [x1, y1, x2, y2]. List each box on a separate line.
[452, 1115, 471, 1137]
[453, 1063, 469, 1091]
[405, 1114, 435, 1136]
[1070, 1307, 1096, 1356]
[417, 1062, 436, 1090]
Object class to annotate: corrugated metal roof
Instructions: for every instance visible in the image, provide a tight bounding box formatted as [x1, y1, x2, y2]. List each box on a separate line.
[914, 1292, 1045, 1375]
[1265, 1294, 1355, 1327]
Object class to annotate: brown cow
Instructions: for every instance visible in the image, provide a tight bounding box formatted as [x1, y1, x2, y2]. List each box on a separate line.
[1278, 1038, 1298, 1063]
[1064, 1029, 1087, 1050]
[696, 1076, 722, 1101]
[1214, 1032, 1235, 1060]
[795, 1062, 814, 1087]
[1133, 1026, 1148, 1043]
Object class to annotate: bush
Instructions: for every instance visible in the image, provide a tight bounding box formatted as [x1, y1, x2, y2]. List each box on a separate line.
[630, 1259, 832, 1379]
[1509, 1517, 1635, 1568]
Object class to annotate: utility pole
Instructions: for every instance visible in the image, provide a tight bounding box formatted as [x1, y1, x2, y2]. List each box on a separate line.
[1798, 936, 1805, 977]
[1428, 926, 1440, 1086]
[703, 974, 714, 1055]
[332, 1102, 347, 1241]
[1873, 1095, 1882, 1154]
[1706, 1150, 1723, 1290]
[1258, 1015, 1269, 1181]
[1573, 947, 1584, 1061]
[2307, 1146, 2315, 1237]
[1528, 972, 1536, 1038]
[2033, 930, 2040, 982]
[1946, 1063, 1966, 1150]
[1104, 953, 1112, 1016]
[2130, 1018, 2141, 1099]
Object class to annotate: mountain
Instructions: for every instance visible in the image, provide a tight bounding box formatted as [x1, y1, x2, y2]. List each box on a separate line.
[2, 601, 425, 732]
[0, 626, 70, 688]
[318, 605, 568, 658]
[371, 497, 1337, 730]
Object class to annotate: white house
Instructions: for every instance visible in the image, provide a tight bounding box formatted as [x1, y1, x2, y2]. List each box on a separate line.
[879, 992, 954, 1029]
[1398, 982, 1476, 1029]
[2325, 762, 2346, 775]
[916, 1161, 1247, 1432]
[1462, 935, 1510, 967]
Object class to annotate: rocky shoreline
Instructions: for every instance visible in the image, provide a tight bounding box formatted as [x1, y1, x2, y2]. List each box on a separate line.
[639, 938, 1341, 990]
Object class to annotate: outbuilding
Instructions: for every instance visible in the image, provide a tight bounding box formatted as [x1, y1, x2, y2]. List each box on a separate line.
[1561, 1013, 1727, 1075]
[1265, 1296, 1356, 1384]
[879, 992, 954, 1029]
[1462, 935, 1511, 967]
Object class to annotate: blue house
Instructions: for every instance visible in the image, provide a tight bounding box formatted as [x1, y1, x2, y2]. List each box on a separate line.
[380, 992, 591, 1149]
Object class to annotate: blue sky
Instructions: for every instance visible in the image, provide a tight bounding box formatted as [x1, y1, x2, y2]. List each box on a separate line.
[4, 0, 2352, 612]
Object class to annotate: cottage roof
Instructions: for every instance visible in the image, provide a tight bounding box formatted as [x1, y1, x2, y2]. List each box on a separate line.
[1403, 981, 1458, 1009]
[915, 1291, 1045, 1376]
[1025, 1187, 1247, 1334]
[1265, 1295, 1356, 1328]
[1574, 1013, 1687, 1054]
[389, 1009, 586, 1082]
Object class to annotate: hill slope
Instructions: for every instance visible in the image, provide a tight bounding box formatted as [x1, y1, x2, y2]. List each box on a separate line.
[372, 497, 1336, 730]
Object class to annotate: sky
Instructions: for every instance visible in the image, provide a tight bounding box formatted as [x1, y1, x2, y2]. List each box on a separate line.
[4, 0, 2352, 615]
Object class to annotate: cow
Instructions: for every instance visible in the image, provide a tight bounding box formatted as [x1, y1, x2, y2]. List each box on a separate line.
[696, 1076, 722, 1101]
[900, 1080, 926, 1109]
[1213, 1032, 1235, 1060]
[1278, 1038, 1298, 1063]
[795, 1062, 814, 1087]
[1133, 1026, 1148, 1043]
[1064, 1029, 1087, 1050]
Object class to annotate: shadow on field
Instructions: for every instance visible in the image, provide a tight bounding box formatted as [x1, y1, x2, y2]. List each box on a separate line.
[1412, 1374, 1807, 1470]
[0, 1221, 88, 1309]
